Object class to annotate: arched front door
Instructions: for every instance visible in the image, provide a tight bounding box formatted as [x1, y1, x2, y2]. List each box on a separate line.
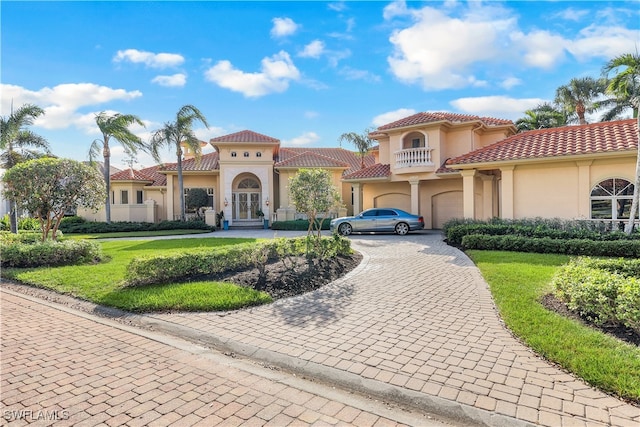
[232, 176, 261, 221]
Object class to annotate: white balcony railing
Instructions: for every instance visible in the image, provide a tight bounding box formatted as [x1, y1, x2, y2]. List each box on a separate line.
[394, 147, 434, 168]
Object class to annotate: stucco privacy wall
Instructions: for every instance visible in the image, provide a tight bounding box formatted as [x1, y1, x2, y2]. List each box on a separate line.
[277, 169, 350, 214]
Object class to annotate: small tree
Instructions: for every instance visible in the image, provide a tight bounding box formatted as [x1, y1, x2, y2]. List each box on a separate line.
[2, 158, 106, 240]
[288, 168, 341, 240]
[185, 188, 209, 219]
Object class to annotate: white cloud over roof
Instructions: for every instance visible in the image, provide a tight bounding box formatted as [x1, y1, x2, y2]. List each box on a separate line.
[204, 51, 300, 98]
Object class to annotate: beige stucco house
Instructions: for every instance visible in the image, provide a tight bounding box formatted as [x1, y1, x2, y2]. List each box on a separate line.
[80, 113, 639, 229]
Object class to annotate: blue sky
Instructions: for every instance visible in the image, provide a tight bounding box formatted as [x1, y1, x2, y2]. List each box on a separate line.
[2, 0, 639, 170]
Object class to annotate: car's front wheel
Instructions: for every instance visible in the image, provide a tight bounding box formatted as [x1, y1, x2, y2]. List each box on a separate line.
[338, 223, 353, 236]
[395, 222, 409, 235]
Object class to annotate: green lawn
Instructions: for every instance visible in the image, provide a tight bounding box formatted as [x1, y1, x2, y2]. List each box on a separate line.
[66, 229, 211, 239]
[3, 237, 272, 312]
[468, 250, 640, 403]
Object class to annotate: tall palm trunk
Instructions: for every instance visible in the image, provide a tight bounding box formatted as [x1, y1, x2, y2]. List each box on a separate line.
[576, 102, 587, 125]
[176, 146, 185, 221]
[103, 144, 111, 224]
[625, 113, 640, 234]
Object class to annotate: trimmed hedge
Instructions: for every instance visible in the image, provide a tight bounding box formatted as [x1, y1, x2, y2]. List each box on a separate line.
[271, 218, 331, 231]
[0, 231, 61, 244]
[125, 235, 352, 287]
[1, 240, 103, 268]
[446, 222, 636, 246]
[59, 219, 214, 234]
[461, 234, 640, 257]
[552, 257, 640, 333]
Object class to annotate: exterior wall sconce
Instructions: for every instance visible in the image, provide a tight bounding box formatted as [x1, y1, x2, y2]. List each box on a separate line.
[265, 197, 269, 207]
[224, 198, 228, 207]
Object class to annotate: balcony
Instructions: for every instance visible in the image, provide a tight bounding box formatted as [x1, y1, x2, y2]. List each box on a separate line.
[394, 147, 434, 169]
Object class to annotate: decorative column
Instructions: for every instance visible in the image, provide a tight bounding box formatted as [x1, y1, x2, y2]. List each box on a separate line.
[461, 169, 477, 219]
[166, 174, 174, 221]
[480, 174, 495, 220]
[409, 177, 420, 215]
[576, 160, 593, 219]
[352, 183, 362, 215]
[500, 165, 515, 219]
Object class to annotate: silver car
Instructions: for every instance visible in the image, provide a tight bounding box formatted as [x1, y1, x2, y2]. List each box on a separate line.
[330, 208, 425, 236]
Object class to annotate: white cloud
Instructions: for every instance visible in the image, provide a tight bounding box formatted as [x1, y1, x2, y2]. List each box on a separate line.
[338, 67, 381, 83]
[568, 25, 640, 60]
[554, 7, 590, 22]
[450, 96, 545, 120]
[113, 49, 184, 68]
[328, 2, 347, 12]
[383, 0, 410, 20]
[271, 17, 299, 38]
[372, 108, 417, 127]
[387, 6, 517, 90]
[281, 131, 321, 147]
[1, 83, 142, 130]
[500, 77, 522, 90]
[204, 51, 300, 98]
[299, 40, 326, 59]
[151, 73, 187, 87]
[511, 30, 567, 69]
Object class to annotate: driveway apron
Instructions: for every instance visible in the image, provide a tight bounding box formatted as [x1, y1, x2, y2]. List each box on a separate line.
[145, 232, 640, 427]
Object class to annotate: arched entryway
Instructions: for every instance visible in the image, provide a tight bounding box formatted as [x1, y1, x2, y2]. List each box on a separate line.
[232, 174, 262, 221]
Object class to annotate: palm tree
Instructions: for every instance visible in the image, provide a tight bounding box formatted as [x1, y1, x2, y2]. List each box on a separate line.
[602, 52, 640, 234]
[554, 77, 607, 125]
[338, 129, 375, 169]
[600, 52, 640, 121]
[89, 112, 146, 224]
[150, 105, 209, 222]
[0, 103, 50, 233]
[515, 103, 568, 132]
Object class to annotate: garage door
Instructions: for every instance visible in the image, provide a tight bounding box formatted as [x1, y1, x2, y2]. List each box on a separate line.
[432, 191, 463, 229]
[374, 193, 411, 211]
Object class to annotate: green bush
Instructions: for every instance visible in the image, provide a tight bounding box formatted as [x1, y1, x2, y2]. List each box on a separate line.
[271, 218, 331, 231]
[1, 239, 102, 268]
[59, 219, 214, 234]
[461, 234, 640, 257]
[552, 257, 640, 332]
[0, 230, 64, 244]
[125, 236, 352, 287]
[445, 219, 638, 246]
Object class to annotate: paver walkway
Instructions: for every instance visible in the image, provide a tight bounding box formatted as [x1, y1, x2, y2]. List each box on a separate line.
[0, 290, 458, 426]
[138, 232, 639, 427]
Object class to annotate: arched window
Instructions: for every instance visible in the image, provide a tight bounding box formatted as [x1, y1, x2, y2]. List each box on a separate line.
[590, 178, 634, 220]
[237, 178, 260, 189]
[402, 132, 427, 149]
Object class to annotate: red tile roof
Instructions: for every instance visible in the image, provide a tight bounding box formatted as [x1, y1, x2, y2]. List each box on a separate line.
[448, 119, 638, 166]
[275, 151, 350, 168]
[342, 164, 391, 180]
[161, 152, 219, 172]
[277, 147, 375, 175]
[110, 165, 167, 186]
[210, 130, 279, 143]
[376, 112, 513, 131]
[111, 168, 155, 182]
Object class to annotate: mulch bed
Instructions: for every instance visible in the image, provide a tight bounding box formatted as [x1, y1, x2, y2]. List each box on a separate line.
[220, 253, 362, 300]
[540, 293, 640, 347]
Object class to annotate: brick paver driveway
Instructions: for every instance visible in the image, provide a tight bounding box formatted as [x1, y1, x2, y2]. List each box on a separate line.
[1, 290, 459, 426]
[142, 232, 640, 427]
